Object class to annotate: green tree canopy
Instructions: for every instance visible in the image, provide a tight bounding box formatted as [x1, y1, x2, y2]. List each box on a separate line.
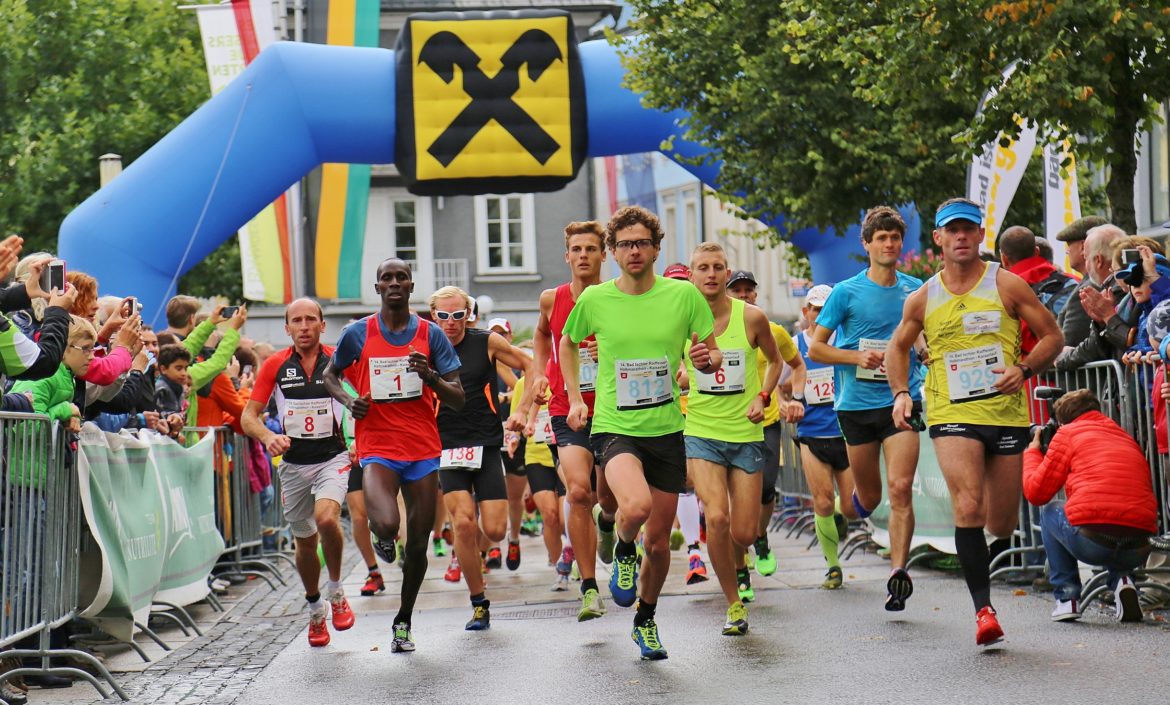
[621, 1, 1167, 237]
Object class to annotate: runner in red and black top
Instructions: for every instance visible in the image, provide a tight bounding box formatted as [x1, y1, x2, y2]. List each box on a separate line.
[430, 286, 536, 632]
[530, 220, 618, 622]
[240, 298, 356, 649]
[323, 258, 464, 653]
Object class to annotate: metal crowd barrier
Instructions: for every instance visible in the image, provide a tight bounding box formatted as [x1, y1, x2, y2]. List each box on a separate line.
[0, 412, 127, 700]
[770, 421, 814, 537]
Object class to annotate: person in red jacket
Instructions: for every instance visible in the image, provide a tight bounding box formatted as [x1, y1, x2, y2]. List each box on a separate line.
[1023, 389, 1157, 624]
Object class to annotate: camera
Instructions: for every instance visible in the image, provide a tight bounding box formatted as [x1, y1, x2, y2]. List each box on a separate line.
[1031, 385, 1065, 454]
[1030, 420, 1057, 454]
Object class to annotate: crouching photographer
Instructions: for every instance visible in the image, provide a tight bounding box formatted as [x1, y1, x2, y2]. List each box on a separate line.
[1023, 389, 1157, 623]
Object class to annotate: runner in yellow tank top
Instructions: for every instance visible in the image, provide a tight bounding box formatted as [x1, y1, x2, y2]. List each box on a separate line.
[683, 243, 784, 636]
[886, 198, 1063, 648]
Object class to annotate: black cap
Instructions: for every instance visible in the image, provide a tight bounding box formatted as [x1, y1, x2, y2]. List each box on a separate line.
[1055, 215, 1109, 243]
[727, 270, 757, 287]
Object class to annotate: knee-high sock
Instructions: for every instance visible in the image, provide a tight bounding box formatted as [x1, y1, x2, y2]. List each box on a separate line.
[562, 498, 573, 548]
[677, 492, 701, 546]
[955, 526, 992, 611]
[814, 513, 840, 568]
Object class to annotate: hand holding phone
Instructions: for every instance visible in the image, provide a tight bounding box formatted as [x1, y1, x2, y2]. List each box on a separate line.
[39, 258, 66, 294]
[1122, 249, 1141, 266]
[221, 305, 240, 319]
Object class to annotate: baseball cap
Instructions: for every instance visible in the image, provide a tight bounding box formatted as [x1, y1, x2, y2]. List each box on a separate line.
[1055, 215, 1109, 243]
[805, 284, 832, 307]
[1120, 254, 1170, 287]
[727, 270, 757, 287]
[487, 317, 511, 334]
[663, 263, 691, 280]
[1148, 299, 1170, 347]
[935, 201, 984, 228]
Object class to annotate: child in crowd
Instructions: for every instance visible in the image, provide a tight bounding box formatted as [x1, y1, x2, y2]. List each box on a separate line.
[11, 315, 97, 433]
[154, 343, 192, 417]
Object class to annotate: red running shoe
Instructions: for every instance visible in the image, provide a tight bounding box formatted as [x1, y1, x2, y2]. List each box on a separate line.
[308, 612, 330, 647]
[975, 606, 1004, 646]
[445, 556, 462, 583]
[360, 572, 385, 596]
[330, 592, 355, 631]
[506, 541, 521, 571]
[485, 547, 503, 570]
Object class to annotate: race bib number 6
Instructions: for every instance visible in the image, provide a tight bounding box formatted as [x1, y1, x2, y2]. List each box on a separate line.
[615, 357, 673, 411]
[441, 446, 484, 470]
[369, 356, 423, 401]
[695, 349, 747, 395]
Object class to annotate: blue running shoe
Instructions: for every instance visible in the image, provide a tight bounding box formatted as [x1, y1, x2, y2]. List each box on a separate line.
[631, 619, 668, 660]
[609, 553, 639, 607]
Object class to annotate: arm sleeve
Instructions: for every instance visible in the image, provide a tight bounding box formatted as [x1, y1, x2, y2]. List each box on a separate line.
[428, 325, 462, 376]
[47, 400, 76, 423]
[331, 322, 365, 371]
[249, 355, 281, 404]
[1022, 428, 1072, 505]
[79, 346, 133, 386]
[211, 375, 247, 419]
[182, 319, 216, 357]
[188, 328, 240, 389]
[93, 371, 148, 415]
[1059, 292, 1092, 348]
[0, 283, 33, 313]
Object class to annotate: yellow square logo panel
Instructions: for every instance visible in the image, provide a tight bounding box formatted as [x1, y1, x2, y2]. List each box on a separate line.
[408, 15, 576, 181]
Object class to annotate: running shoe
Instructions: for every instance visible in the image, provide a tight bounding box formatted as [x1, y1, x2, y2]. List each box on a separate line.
[570, 560, 580, 580]
[373, 537, 396, 564]
[822, 566, 844, 590]
[578, 588, 608, 621]
[444, 556, 462, 583]
[834, 512, 850, 541]
[610, 552, 639, 607]
[506, 541, 521, 571]
[551, 574, 570, 592]
[485, 547, 503, 570]
[329, 590, 355, 631]
[721, 600, 749, 636]
[885, 568, 913, 611]
[433, 536, 447, 558]
[594, 504, 615, 565]
[521, 516, 540, 536]
[308, 610, 330, 647]
[737, 572, 755, 603]
[391, 622, 415, 652]
[685, 554, 709, 585]
[975, 606, 1004, 646]
[556, 546, 576, 577]
[360, 572, 385, 596]
[1051, 598, 1080, 622]
[1115, 576, 1143, 623]
[465, 601, 491, 631]
[754, 539, 777, 577]
[669, 528, 684, 551]
[631, 618, 668, 660]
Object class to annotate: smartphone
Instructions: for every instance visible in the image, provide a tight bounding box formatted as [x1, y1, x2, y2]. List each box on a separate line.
[242, 364, 253, 376]
[221, 305, 240, 319]
[1122, 249, 1141, 266]
[40, 258, 66, 293]
[125, 297, 139, 316]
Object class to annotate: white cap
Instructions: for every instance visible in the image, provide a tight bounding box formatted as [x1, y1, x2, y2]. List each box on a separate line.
[487, 317, 511, 334]
[805, 284, 833, 307]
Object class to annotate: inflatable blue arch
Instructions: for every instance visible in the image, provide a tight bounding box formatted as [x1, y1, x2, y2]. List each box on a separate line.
[58, 10, 917, 321]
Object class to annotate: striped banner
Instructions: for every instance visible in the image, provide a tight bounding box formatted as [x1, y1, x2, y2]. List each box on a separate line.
[195, 0, 294, 304]
[314, 0, 380, 299]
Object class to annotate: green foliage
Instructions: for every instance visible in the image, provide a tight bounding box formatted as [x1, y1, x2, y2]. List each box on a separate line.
[0, 0, 209, 254]
[621, 1, 1170, 237]
[179, 236, 243, 302]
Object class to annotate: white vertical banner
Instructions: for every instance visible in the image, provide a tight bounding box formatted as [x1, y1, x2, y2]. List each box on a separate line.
[967, 119, 1038, 253]
[1043, 139, 1082, 273]
[195, 5, 245, 96]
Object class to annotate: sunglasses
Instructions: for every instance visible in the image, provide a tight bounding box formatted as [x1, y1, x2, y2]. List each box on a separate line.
[434, 310, 469, 321]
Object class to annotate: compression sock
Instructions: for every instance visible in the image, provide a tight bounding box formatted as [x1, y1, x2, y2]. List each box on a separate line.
[676, 491, 702, 546]
[814, 513, 841, 568]
[851, 490, 874, 519]
[581, 578, 599, 594]
[470, 592, 487, 607]
[615, 538, 637, 560]
[634, 599, 657, 627]
[368, 564, 380, 574]
[955, 527, 993, 611]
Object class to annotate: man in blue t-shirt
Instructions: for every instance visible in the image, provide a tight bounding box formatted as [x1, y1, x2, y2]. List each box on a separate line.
[808, 206, 926, 613]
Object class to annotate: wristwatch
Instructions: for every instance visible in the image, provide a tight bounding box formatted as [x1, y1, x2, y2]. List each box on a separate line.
[792, 392, 805, 404]
[1015, 363, 1034, 380]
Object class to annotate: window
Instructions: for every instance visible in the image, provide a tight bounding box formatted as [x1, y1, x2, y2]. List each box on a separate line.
[474, 194, 536, 274]
[362, 189, 433, 304]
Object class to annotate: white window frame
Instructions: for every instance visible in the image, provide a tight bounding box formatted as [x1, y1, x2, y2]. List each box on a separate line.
[474, 193, 536, 275]
[361, 189, 434, 305]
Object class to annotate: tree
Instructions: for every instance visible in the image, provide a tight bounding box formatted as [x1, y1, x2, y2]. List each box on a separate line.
[620, 1, 1167, 236]
[0, 0, 208, 254]
[179, 237, 243, 302]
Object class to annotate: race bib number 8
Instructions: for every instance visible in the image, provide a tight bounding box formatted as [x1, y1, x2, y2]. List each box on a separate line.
[578, 346, 598, 393]
[804, 367, 835, 405]
[284, 398, 335, 440]
[855, 338, 889, 382]
[369, 356, 423, 401]
[695, 349, 747, 395]
[944, 344, 1004, 402]
[441, 446, 484, 470]
[615, 357, 673, 410]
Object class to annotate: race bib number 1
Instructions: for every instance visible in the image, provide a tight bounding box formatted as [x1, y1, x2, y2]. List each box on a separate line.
[944, 344, 1004, 402]
[615, 357, 673, 410]
[578, 346, 598, 393]
[695, 349, 747, 395]
[855, 338, 889, 382]
[284, 398, 335, 440]
[441, 446, 484, 470]
[369, 356, 423, 401]
[804, 367, 835, 405]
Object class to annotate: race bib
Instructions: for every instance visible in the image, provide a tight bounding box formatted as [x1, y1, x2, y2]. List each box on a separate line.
[441, 446, 484, 470]
[369, 356, 423, 401]
[615, 357, 673, 410]
[284, 397, 335, 440]
[962, 311, 1001, 335]
[944, 344, 1004, 402]
[804, 367, 836, 405]
[578, 346, 598, 393]
[855, 338, 889, 382]
[694, 349, 747, 395]
[532, 409, 554, 444]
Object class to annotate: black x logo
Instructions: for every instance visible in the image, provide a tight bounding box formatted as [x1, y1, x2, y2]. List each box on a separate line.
[418, 29, 563, 167]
